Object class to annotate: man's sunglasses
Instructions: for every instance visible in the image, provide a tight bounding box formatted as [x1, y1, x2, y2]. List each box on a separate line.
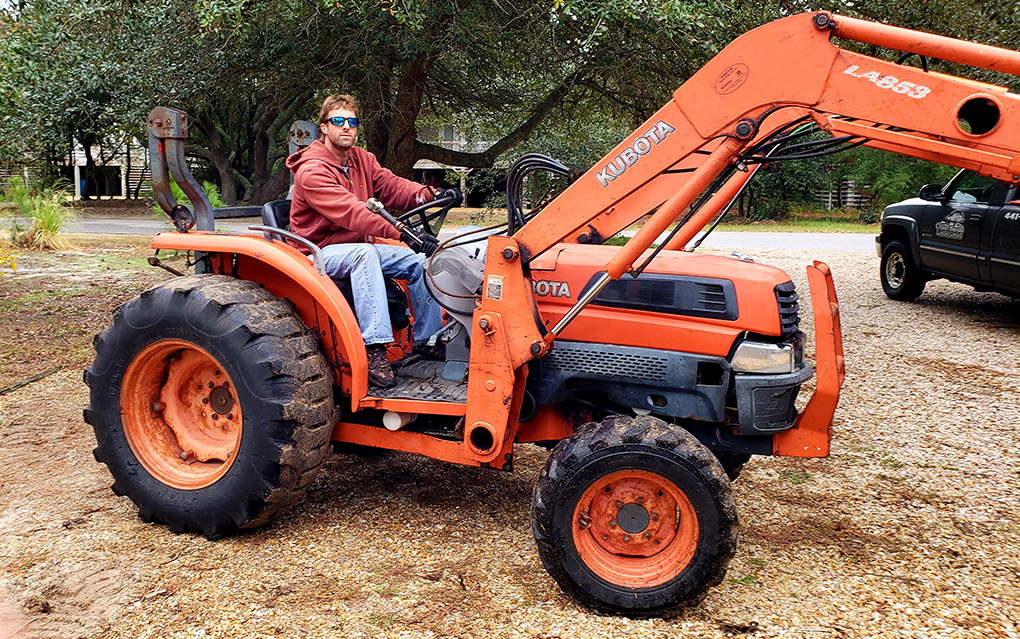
[326, 116, 359, 128]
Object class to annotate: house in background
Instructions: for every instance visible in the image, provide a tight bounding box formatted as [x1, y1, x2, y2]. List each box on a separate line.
[55, 139, 151, 199]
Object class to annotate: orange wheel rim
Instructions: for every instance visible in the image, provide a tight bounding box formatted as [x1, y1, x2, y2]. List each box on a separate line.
[120, 340, 242, 490]
[572, 469, 699, 588]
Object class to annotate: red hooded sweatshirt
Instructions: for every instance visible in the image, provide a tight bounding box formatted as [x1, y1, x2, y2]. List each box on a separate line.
[284, 139, 434, 252]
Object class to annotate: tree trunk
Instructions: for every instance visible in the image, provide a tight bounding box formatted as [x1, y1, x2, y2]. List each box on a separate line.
[248, 92, 312, 204]
[385, 54, 430, 179]
[411, 69, 582, 170]
[250, 164, 291, 204]
[196, 111, 238, 205]
[362, 66, 394, 168]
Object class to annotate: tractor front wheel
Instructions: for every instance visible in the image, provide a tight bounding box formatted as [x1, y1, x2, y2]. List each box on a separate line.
[531, 415, 737, 617]
[85, 275, 335, 538]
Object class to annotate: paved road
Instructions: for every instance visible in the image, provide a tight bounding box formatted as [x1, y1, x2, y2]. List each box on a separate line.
[66, 217, 877, 252]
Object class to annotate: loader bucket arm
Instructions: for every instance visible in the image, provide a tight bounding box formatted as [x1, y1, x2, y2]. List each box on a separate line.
[514, 11, 1020, 267]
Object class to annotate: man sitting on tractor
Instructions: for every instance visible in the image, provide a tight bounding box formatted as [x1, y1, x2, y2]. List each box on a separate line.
[286, 94, 456, 388]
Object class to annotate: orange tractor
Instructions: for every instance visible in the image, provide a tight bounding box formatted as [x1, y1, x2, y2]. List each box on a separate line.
[87, 12, 1020, 615]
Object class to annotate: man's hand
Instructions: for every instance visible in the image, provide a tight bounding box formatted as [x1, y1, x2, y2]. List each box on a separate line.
[401, 230, 440, 257]
[436, 187, 463, 207]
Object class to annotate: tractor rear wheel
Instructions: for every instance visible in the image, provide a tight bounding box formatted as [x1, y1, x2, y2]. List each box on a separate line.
[531, 415, 737, 617]
[85, 274, 335, 538]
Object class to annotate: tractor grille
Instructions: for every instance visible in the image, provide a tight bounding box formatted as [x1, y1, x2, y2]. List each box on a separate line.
[775, 282, 800, 336]
[542, 345, 670, 382]
[695, 282, 728, 315]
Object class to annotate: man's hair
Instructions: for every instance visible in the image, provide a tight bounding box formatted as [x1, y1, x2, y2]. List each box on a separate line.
[319, 94, 359, 123]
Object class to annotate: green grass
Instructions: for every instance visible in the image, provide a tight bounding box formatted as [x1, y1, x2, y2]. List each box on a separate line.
[444, 207, 877, 237]
[779, 469, 813, 485]
[716, 218, 877, 233]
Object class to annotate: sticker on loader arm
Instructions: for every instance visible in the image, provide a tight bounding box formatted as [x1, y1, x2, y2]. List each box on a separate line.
[486, 275, 504, 300]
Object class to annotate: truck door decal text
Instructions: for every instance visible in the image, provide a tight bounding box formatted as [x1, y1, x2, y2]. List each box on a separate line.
[935, 210, 966, 240]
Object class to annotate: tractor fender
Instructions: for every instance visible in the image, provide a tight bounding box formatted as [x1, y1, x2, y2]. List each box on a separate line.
[151, 231, 368, 403]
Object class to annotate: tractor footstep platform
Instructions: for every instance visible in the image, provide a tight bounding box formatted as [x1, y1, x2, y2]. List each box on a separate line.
[371, 360, 468, 403]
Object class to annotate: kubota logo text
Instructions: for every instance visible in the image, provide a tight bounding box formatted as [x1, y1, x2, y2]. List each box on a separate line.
[533, 280, 571, 298]
[595, 120, 676, 188]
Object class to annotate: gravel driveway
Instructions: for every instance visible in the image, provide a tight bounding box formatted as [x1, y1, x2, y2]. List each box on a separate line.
[0, 247, 1017, 638]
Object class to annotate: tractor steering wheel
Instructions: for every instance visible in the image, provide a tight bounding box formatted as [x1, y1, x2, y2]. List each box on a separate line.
[395, 194, 458, 237]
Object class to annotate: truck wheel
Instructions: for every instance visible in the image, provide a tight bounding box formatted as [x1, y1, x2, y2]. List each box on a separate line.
[881, 240, 926, 301]
[85, 275, 336, 538]
[531, 415, 737, 617]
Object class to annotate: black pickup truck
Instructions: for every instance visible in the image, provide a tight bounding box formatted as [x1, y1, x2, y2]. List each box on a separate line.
[876, 168, 1020, 301]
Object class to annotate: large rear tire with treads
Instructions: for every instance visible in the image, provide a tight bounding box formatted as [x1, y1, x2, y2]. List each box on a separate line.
[85, 274, 335, 538]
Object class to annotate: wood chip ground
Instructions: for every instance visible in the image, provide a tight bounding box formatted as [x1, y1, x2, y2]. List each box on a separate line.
[0, 243, 1017, 638]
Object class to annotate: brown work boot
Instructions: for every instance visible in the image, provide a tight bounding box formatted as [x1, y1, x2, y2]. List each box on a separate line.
[366, 345, 396, 388]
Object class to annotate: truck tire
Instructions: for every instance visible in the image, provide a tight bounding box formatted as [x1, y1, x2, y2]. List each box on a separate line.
[85, 274, 336, 538]
[881, 240, 926, 301]
[531, 415, 737, 617]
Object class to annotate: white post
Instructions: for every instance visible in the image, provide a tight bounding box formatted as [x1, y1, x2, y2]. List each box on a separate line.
[73, 165, 81, 200]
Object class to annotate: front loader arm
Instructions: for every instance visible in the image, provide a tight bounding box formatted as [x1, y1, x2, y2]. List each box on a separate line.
[515, 11, 1020, 265]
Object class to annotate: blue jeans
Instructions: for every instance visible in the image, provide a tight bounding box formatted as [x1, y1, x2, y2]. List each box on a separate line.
[321, 242, 442, 346]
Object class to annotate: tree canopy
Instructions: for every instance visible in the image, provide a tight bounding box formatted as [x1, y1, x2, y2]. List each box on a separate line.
[2, 0, 1019, 207]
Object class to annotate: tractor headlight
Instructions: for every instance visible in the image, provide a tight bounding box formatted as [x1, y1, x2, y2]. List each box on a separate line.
[731, 341, 795, 374]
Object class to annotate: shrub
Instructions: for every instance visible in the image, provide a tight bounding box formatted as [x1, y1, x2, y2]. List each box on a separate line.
[3, 176, 76, 251]
[153, 177, 227, 216]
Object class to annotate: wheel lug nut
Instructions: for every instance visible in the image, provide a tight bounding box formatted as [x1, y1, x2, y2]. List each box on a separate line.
[608, 519, 617, 528]
[202, 398, 209, 404]
[636, 497, 644, 504]
[226, 413, 233, 420]
[615, 500, 623, 508]
[179, 451, 188, 460]
[650, 512, 659, 521]
[644, 531, 652, 539]
[208, 382, 214, 389]
[623, 534, 631, 542]
[222, 382, 229, 388]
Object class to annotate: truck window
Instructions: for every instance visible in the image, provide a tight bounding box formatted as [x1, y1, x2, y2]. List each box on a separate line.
[947, 171, 999, 203]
